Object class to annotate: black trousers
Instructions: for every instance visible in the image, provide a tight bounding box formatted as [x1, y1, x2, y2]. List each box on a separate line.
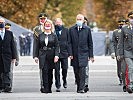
[73, 66, 86, 91]
[55, 58, 68, 89]
[0, 57, 12, 90]
[40, 67, 53, 92]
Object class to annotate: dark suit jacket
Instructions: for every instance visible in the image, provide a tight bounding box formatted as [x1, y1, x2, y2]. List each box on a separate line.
[55, 27, 69, 58]
[33, 32, 59, 69]
[68, 25, 93, 67]
[0, 30, 17, 72]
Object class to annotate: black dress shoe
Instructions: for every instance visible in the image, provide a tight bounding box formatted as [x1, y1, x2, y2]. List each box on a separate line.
[56, 88, 60, 92]
[123, 86, 126, 92]
[84, 87, 89, 93]
[63, 82, 67, 88]
[40, 88, 48, 93]
[48, 90, 52, 93]
[77, 90, 85, 93]
[127, 87, 133, 94]
[3, 87, 12, 93]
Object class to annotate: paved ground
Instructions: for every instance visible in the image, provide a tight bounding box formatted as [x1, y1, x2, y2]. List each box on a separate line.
[0, 56, 133, 100]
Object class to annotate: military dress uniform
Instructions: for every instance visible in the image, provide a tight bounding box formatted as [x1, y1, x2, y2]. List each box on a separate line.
[110, 25, 126, 88]
[117, 11, 133, 93]
[110, 19, 126, 85]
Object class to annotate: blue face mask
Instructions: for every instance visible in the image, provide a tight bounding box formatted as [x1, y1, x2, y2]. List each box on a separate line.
[55, 25, 63, 31]
[76, 21, 83, 27]
[0, 23, 5, 28]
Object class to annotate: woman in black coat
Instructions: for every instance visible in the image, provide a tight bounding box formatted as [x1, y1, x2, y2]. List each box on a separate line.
[33, 19, 59, 93]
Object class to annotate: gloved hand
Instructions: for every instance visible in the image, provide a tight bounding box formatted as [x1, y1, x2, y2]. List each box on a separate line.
[111, 53, 115, 59]
[15, 61, 19, 66]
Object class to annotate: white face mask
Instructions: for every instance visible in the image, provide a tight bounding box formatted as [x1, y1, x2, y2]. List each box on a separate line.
[44, 26, 51, 30]
[129, 19, 133, 24]
[76, 21, 83, 27]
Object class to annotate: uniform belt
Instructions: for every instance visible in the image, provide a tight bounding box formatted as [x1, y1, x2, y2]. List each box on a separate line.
[41, 46, 54, 50]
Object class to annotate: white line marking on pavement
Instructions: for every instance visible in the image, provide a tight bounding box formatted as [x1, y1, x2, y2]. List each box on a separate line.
[0, 92, 133, 98]
[13, 70, 117, 73]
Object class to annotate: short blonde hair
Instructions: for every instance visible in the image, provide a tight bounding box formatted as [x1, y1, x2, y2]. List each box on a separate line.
[44, 19, 55, 33]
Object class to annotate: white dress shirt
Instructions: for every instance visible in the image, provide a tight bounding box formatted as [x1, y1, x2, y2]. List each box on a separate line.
[0, 29, 5, 40]
[44, 32, 51, 46]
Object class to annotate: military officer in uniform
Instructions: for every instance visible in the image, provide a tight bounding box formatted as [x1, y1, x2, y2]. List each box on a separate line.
[110, 19, 127, 91]
[110, 18, 126, 84]
[33, 13, 48, 39]
[117, 11, 133, 93]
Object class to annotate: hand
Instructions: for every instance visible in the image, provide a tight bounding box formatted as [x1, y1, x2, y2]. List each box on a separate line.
[69, 56, 73, 59]
[15, 61, 19, 66]
[54, 56, 59, 63]
[34, 57, 39, 64]
[117, 56, 123, 61]
[88, 57, 94, 63]
[111, 53, 115, 59]
[12, 59, 16, 63]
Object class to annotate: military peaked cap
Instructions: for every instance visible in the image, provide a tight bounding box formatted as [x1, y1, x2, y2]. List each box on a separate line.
[38, 13, 48, 18]
[128, 11, 133, 18]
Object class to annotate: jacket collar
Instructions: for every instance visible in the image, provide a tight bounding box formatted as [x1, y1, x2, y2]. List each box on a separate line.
[74, 24, 86, 29]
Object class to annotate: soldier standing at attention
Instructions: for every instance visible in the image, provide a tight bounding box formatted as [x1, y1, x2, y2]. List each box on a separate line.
[117, 11, 133, 93]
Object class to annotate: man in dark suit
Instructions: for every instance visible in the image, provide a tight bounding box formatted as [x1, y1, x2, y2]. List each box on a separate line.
[117, 11, 133, 93]
[0, 18, 17, 93]
[54, 18, 69, 92]
[68, 14, 94, 93]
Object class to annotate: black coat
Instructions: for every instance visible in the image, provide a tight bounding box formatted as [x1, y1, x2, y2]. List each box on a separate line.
[33, 32, 59, 69]
[55, 27, 69, 58]
[68, 25, 93, 68]
[0, 30, 17, 72]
